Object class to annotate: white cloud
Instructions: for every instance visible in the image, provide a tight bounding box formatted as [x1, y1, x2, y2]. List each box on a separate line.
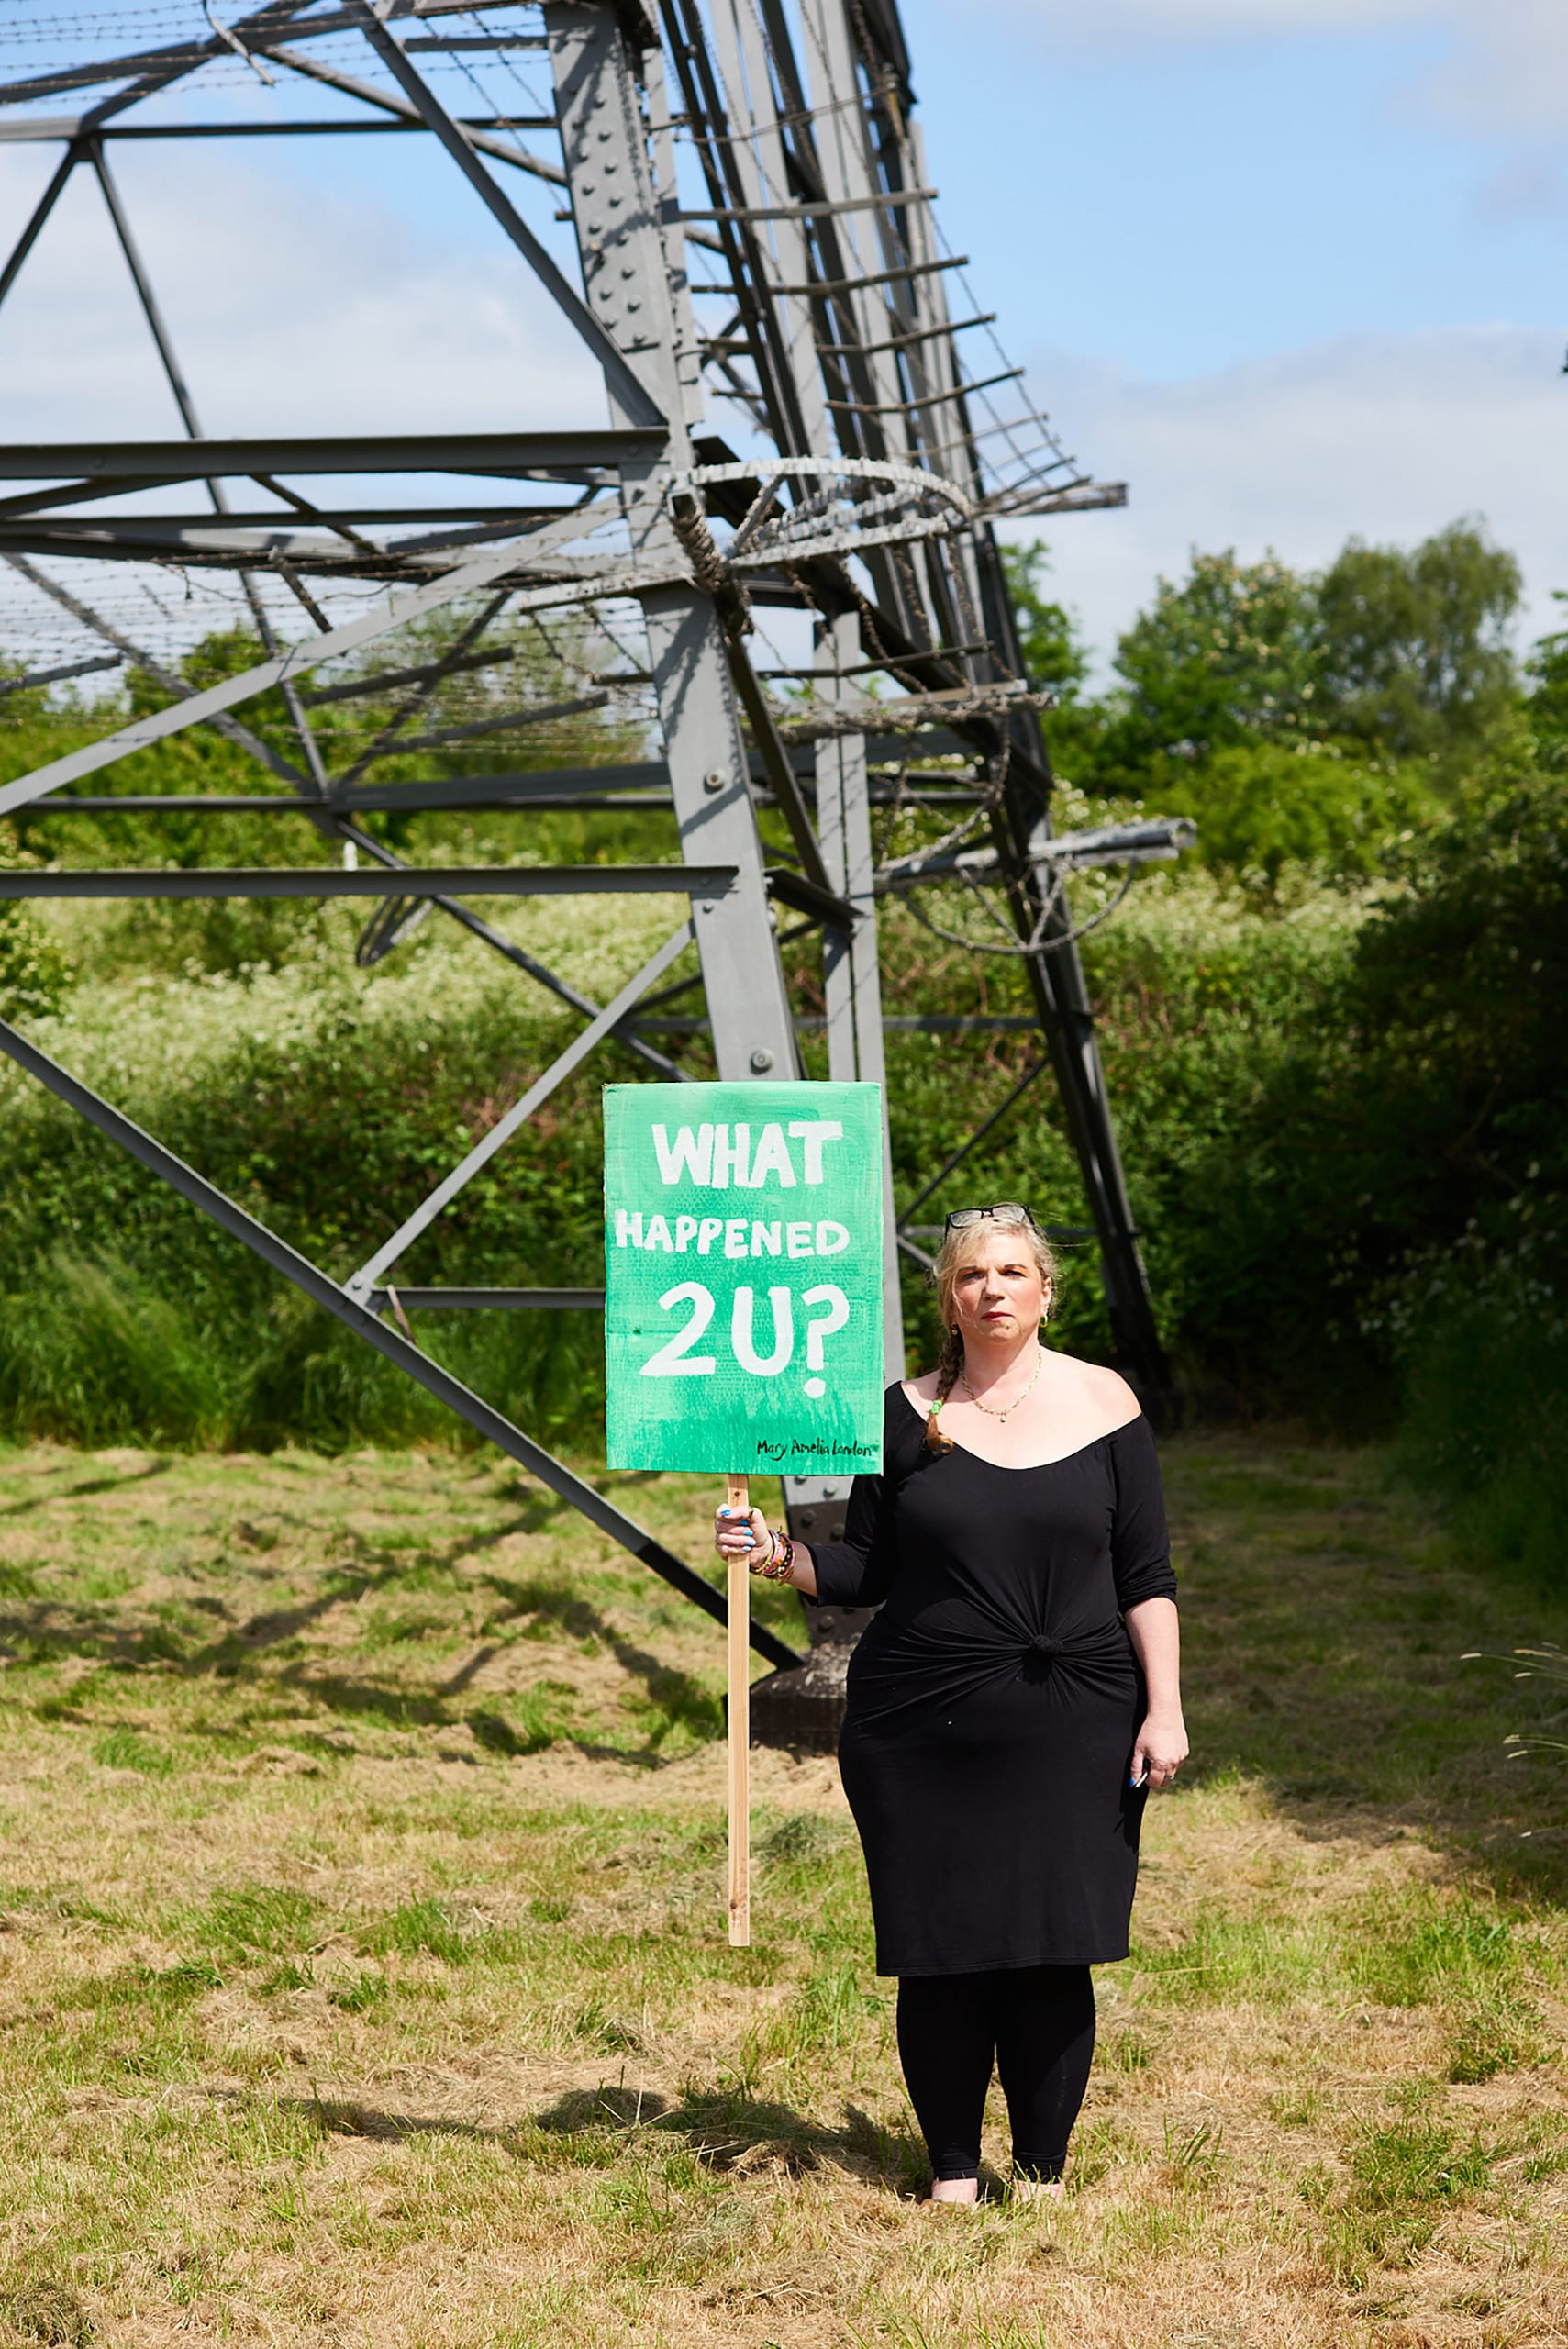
[0, 143, 604, 441]
[1415, 0, 1568, 137]
[1016, 328, 1568, 674]
[999, 0, 1429, 38]
[982, 0, 1568, 139]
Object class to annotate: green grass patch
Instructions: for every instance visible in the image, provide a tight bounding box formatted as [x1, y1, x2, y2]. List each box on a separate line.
[1131, 1906, 1336, 2004]
[1318, 2120, 1495, 2289]
[1349, 1905, 1522, 2007]
[193, 1884, 320, 1959]
[90, 1726, 174, 1777]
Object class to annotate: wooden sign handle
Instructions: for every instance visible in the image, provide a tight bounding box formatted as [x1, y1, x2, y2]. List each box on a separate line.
[726, 1471, 751, 1948]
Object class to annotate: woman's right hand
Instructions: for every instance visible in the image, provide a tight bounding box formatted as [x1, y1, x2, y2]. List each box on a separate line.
[715, 1504, 772, 1567]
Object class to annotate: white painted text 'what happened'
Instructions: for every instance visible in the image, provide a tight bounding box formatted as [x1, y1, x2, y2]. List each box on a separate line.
[612, 1213, 851, 1260]
[651, 1121, 843, 1189]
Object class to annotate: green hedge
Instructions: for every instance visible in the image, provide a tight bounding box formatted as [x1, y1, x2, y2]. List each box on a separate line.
[1, 748, 1562, 1506]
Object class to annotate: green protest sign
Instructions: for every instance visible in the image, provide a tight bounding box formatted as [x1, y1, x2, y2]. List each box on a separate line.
[603, 1081, 885, 1476]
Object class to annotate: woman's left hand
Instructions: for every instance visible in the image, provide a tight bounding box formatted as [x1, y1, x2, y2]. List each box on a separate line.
[1131, 1711, 1188, 1791]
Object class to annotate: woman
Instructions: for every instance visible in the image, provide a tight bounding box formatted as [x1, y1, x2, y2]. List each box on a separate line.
[715, 1203, 1186, 2205]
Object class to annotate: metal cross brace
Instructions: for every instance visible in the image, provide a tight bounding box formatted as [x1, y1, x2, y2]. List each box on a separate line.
[0, 540, 688, 820]
[346, 918, 697, 1300]
[0, 1012, 801, 1675]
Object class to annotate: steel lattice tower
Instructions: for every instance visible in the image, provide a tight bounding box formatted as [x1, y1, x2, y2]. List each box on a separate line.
[0, 0, 1188, 1682]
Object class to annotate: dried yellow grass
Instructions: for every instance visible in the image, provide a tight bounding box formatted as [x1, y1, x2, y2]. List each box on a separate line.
[0, 1431, 1562, 2348]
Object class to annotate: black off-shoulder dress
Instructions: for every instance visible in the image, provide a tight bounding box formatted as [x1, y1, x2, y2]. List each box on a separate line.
[810, 1382, 1177, 1977]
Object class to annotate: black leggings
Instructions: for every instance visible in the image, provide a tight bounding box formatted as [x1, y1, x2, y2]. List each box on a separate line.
[896, 1965, 1095, 2183]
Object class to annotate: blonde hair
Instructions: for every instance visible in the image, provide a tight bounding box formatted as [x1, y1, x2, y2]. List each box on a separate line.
[924, 1218, 1058, 1457]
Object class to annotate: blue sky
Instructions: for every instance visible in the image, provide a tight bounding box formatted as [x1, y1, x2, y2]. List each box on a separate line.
[904, 4, 1562, 374]
[893, 0, 1568, 667]
[0, 0, 1562, 672]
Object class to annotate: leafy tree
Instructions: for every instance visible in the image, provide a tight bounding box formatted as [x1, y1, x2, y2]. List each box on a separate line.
[1066, 525, 1519, 876]
[1314, 519, 1520, 764]
[1146, 740, 1435, 886]
[1131, 766, 1568, 1410]
[1526, 595, 1568, 758]
[1105, 550, 1318, 770]
[1347, 770, 1567, 1218]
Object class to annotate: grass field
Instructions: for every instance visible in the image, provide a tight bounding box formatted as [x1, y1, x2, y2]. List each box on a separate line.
[0, 1430, 1563, 2349]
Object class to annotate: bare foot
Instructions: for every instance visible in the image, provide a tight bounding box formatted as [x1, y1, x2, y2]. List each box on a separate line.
[927, 2178, 979, 2206]
[1011, 2176, 1065, 2206]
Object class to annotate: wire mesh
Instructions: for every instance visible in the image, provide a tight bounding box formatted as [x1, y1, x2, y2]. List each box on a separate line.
[0, 0, 1106, 760]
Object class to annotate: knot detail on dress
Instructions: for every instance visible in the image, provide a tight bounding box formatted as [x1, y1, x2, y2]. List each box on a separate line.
[849, 1614, 1134, 1728]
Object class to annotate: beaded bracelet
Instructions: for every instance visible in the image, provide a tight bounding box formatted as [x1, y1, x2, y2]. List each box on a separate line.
[751, 1528, 795, 1582]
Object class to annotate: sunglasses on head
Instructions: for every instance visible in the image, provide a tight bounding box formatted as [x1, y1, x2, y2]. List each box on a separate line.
[944, 1202, 1040, 1233]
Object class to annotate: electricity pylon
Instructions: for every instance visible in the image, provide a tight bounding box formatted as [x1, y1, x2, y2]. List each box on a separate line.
[0, 0, 1185, 1689]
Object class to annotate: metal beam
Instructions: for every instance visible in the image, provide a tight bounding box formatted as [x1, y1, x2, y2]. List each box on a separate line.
[300, 644, 525, 703]
[0, 532, 681, 819]
[972, 529, 1170, 1398]
[768, 253, 967, 299]
[0, 475, 183, 520]
[21, 763, 673, 815]
[0, 653, 121, 695]
[547, 0, 800, 1088]
[0, 866, 734, 900]
[895, 1058, 1049, 1230]
[0, 118, 561, 142]
[0, 146, 78, 314]
[0, 432, 664, 482]
[261, 37, 567, 184]
[371, 1288, 606, 1309]
[346, 688, 609, 763]
[0, 1011, 800, 1675]
[726, 637, 841, 909]
[87, 140, 204, 436]
[628, 1011, 1045, 1035]
[26, 792, 673, 818]
[0, 500, 580, 527]
[817, 610, 903, 1375]
[680, 188, 937, 223]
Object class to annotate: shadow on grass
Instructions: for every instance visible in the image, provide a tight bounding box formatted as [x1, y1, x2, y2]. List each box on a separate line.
[199, 1568, 720, 1759]
[0, 1458, 171, 1520]
[535, 2082, 919, 2189]
[1164, 1435, 1568, 1903]
[0, 1487, 560, 1680]
[479, 1571, 723, 1750]
[275, 2080, 918, 2191]
[194, 1578, 372, 1672]
[0, 1573, 378, 1679]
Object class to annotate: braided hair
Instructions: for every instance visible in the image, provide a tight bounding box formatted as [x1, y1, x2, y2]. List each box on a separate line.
[924, 1320, 966, 1456]
[922, 1216, 1059, 1457]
